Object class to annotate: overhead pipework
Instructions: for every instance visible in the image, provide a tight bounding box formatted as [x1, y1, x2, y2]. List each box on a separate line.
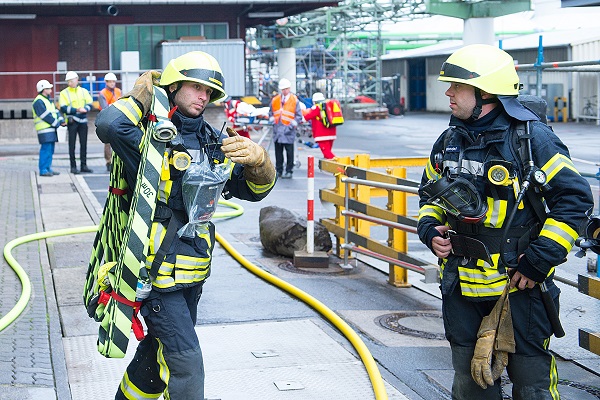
[99, 5, 119, 16]
[247, 0, 533, 106]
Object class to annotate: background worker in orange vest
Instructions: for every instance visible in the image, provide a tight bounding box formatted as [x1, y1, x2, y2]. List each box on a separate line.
[269, 78, 303, 179]
[98, 72, 122, 171]
[302, 92, 337, 159]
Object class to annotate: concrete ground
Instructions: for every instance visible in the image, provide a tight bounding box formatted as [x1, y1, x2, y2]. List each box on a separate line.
[0, 111, 599, 400]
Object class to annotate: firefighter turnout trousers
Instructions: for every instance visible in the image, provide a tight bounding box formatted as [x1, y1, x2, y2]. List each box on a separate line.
[115, 283, 205, 400]
[443, 283, 560, 400]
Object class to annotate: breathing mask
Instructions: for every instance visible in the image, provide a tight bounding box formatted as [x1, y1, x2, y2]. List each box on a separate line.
[422, 173, 487, 224]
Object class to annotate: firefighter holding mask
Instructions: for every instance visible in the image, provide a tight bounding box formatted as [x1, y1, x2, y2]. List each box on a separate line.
[94, 51, 276, 400]
[417, 44, 593, 399]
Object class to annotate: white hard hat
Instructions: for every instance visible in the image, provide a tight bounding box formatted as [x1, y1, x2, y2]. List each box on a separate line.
[312, 92, 325, 102]
[278, 78, 291, 90]
[104, 72, 117, 81]
[65, 71, 78, 81]
[36, 79, 53, 92]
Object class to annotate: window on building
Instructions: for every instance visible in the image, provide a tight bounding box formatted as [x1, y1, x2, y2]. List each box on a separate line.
[109, 23, 229, 70]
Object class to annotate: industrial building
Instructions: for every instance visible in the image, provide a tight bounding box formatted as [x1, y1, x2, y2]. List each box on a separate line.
[1, 0, 599, 123]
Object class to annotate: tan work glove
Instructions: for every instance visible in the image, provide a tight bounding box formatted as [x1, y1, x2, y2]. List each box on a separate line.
[491, 286, 515, 380]
[221, 132, 276, 185]
[471, 329, 496, 389]
[470, 282, 515, 389]
[126, 70, 161, 114]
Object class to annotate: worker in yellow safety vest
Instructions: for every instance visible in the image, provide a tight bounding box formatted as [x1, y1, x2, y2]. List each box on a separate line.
[32, 79, 65, 177]
[59, 71, 93, 174]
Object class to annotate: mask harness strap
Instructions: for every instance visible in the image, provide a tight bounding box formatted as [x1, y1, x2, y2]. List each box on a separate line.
[470, 89, 499, 121]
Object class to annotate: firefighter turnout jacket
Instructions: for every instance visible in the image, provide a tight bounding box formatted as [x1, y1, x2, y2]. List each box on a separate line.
[96, 95, 276, 291]
[418, 110, 594, 299]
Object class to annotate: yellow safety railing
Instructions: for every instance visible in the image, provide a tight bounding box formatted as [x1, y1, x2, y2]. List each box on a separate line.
[577, 274, 600, 356]
[319, 154, 438, 287]
[553, 96, 567, 123]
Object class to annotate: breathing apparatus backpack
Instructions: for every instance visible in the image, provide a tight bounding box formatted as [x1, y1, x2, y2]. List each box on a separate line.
[508, 95, 549, 223]
[318, 99, 344, 128]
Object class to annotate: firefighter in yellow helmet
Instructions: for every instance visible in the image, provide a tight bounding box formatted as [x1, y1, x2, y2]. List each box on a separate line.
[418, 44, 593, 399]
[95, 51, 276, 400]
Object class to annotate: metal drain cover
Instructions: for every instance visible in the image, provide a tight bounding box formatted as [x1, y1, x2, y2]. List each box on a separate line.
[377, 311, 445, 340]
[277, 260, 360, 275]
[274, 381, 305, 391]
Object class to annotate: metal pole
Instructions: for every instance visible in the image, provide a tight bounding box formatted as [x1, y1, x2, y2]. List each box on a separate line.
[536, 35, 544, 98]
[307, 156, 315, 254]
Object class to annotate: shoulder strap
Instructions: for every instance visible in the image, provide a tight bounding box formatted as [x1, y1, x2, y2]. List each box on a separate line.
[512, 121, 547, 223]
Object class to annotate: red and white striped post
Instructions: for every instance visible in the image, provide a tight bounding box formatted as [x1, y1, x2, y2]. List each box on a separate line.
[306, 155, 315, 254]
[293, 154, 328, 268]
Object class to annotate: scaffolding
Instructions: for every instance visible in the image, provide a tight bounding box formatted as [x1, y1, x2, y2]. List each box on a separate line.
[246, 0, 533, 106]
[247, 0, 431, 105]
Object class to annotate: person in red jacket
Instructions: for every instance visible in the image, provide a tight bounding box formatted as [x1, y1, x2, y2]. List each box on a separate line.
[223, 98, 251, 139]
[302, 92, 337, 159]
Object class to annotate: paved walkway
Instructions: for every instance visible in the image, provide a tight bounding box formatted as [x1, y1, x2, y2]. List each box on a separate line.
[1, 113, 599, 400]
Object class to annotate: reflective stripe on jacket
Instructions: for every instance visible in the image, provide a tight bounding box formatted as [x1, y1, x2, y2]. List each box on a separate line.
[417, 111, 594, 299]
[59, 86, 93, 124]
[271, 94, 298, 125]
[32, 94, 63, 143]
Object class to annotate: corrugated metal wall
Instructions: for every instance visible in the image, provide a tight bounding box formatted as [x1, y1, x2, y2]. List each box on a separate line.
[571, 38, 600, 120]
[158, 40, 245, 97]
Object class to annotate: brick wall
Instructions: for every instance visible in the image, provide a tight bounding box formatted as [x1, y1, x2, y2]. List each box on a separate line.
[59, 24, 109, 71]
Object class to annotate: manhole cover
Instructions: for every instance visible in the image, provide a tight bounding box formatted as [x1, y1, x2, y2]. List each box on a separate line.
[277, 260, 361, 275]
[558, 379, 600, 399]
[377, 311, 445, 340]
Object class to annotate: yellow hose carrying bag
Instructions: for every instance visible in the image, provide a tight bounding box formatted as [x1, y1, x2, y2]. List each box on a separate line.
[83, 86, 174, 358]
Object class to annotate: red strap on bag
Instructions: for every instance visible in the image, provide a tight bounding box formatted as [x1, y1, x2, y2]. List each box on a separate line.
[108, 186, 128, 196]
[98, 290, 145, 341]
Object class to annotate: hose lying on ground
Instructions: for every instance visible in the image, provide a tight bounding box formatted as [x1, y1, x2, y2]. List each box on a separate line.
[2, 199, 388, 399]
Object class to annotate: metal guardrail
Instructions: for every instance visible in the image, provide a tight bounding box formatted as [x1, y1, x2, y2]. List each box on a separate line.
[339, 177, 438, 284]
[0, 69, 148, 104]
[319, 155, 439, 286]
